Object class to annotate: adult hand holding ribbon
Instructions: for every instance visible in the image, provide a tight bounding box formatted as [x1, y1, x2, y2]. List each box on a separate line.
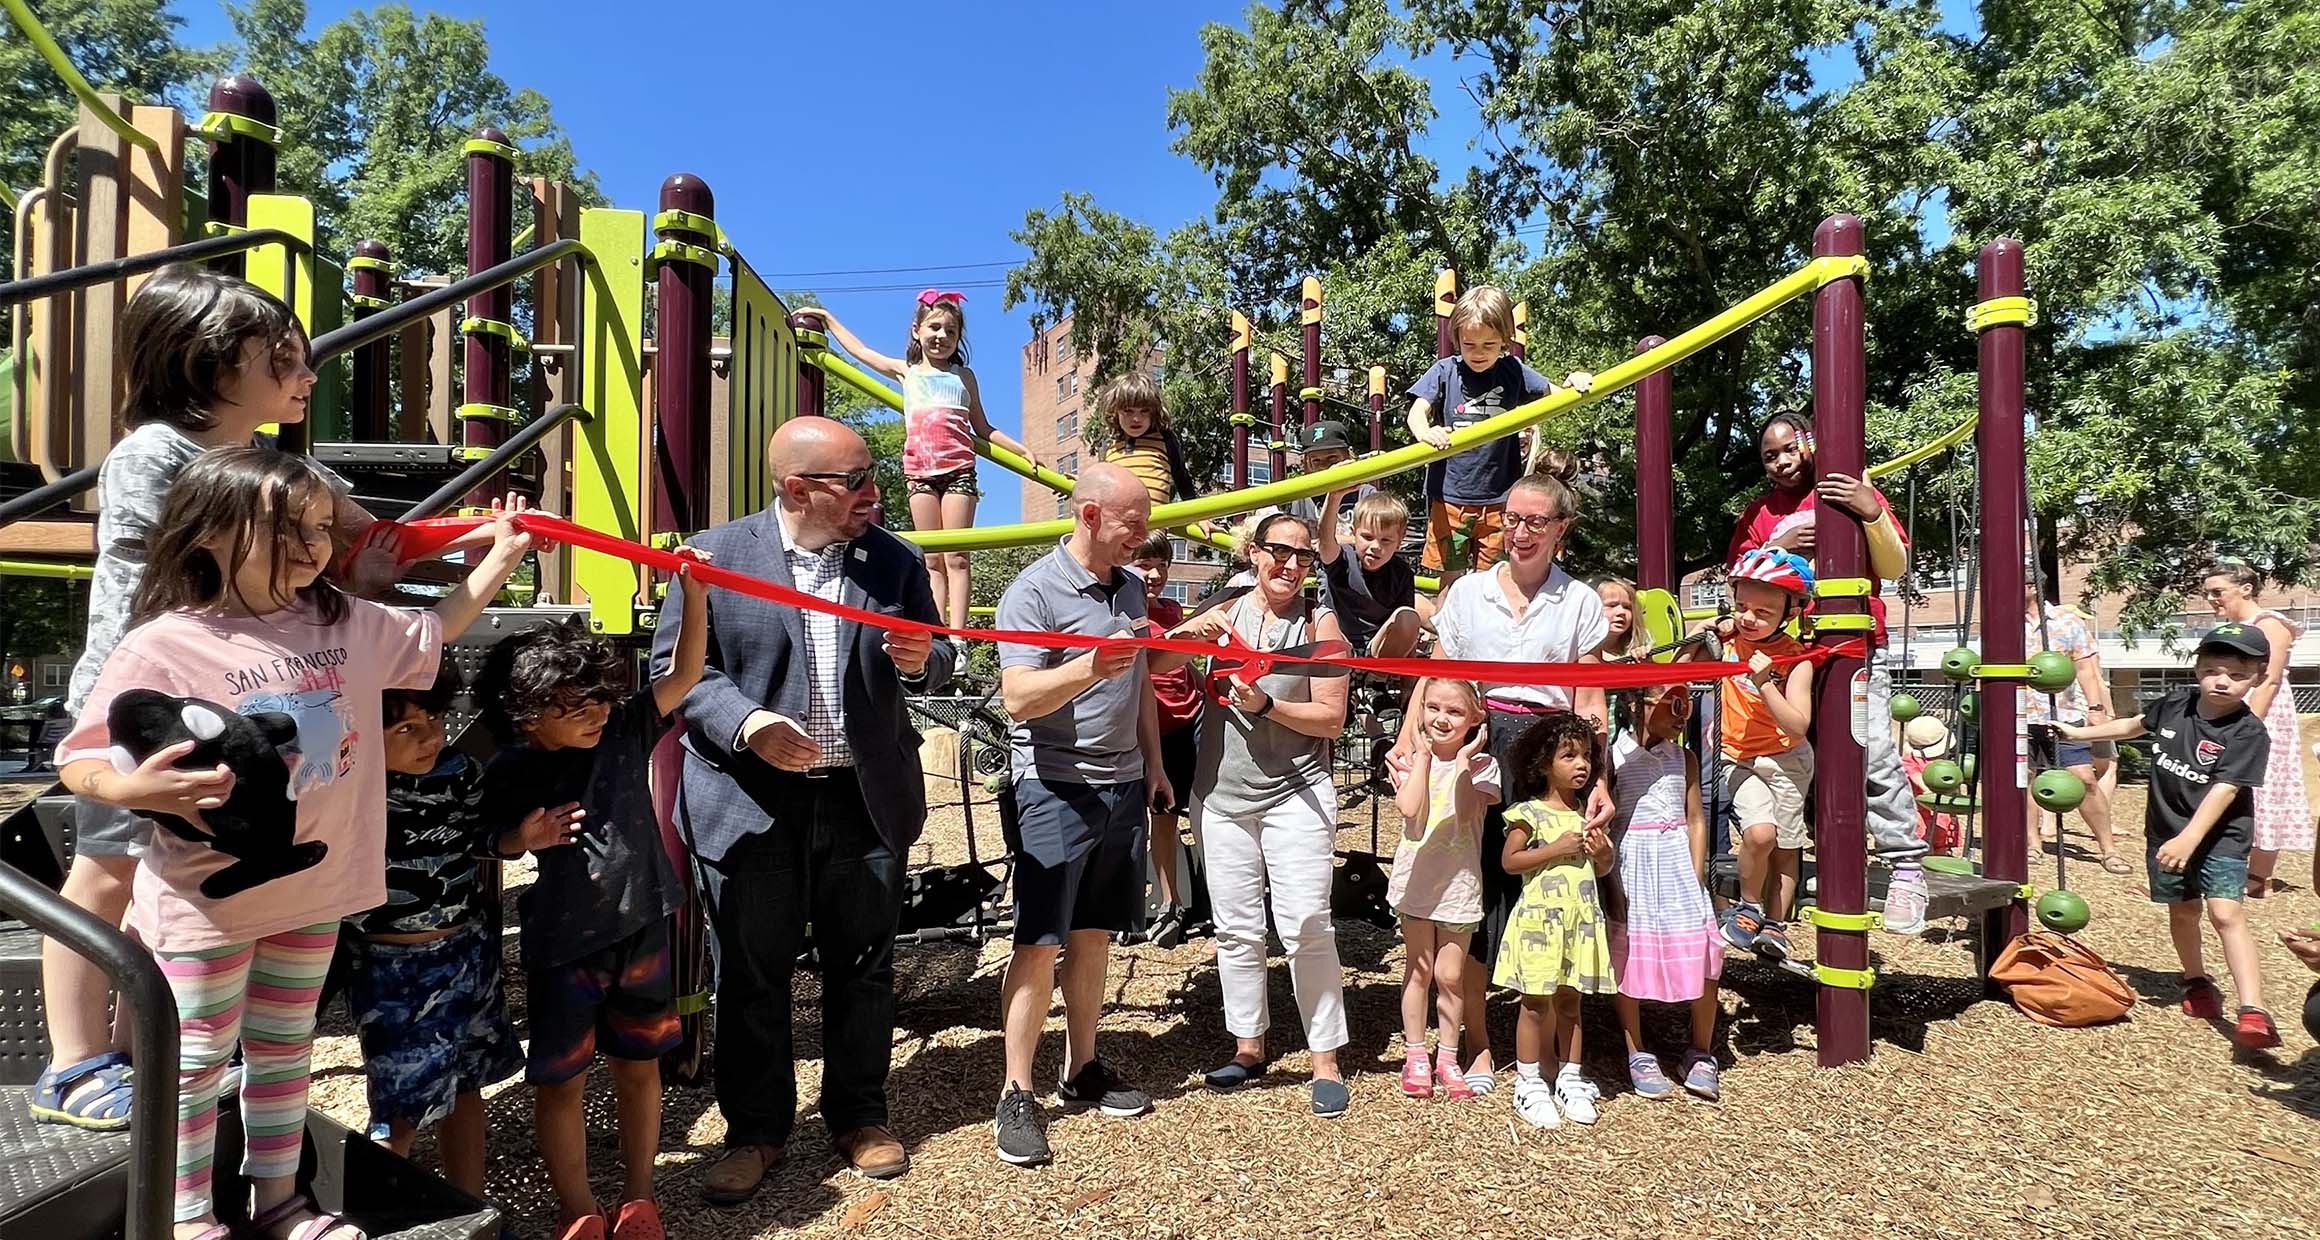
[384, 513, 1860, 689]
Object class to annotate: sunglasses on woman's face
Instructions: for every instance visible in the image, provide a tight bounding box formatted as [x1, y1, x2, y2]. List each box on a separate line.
[1257, 541, 1318, 567]
[795, 467, 875, 491]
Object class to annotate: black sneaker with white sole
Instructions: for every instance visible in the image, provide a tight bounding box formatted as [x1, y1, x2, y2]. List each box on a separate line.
[993, 1084, 1050, 1166]
[1055, 1058, 1152, 1117]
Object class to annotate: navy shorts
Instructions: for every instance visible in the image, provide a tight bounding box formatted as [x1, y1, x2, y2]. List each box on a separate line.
[348, 921, 523, 1129]
[2029, 729, 2092, 771]
[1001, 776, 1149, 945]
[1157, 725, 1200, 815]
[524, 919, 680, 1084]
[2146, 842, 2249, 905]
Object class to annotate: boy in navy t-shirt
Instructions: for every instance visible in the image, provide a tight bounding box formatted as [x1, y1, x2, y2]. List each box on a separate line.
[2057, 621, 2278, 1048]
[1403, 284, 1589, 584]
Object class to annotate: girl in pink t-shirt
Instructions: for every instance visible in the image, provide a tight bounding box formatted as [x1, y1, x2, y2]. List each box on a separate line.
[55, 447, 531, 1240]
[800, 294, 1037, 629]
[1387, 677, 1501, 1100]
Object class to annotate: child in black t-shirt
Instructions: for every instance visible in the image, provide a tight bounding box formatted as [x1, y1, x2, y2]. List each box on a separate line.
[1316, 489, 1424, 657]
[2056, 622, 2277, 1048]
[471, 555, 710, 1240]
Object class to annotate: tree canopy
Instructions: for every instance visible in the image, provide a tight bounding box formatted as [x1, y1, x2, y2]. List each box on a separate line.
[1004, 0, 2319, 630]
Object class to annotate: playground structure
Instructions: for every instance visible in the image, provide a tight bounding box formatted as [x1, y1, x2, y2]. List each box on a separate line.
[0, 15, 2092, 1237]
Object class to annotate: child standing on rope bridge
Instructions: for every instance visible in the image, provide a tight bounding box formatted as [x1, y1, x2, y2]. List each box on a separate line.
[468, 550, 713, 1240]
[802, 294, 1037, 629]
[1494, 712, 1617, 1129]
[52, 450, 533, 1240]
[1404, 285, 1591, 585]
[2054, 622, 2281, 1050]
[1387, 677, 1500, 1100]
[1697, 548, 1818, 965]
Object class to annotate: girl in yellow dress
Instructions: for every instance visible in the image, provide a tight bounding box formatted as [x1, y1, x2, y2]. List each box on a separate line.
[1494, 711, 1616, 1128]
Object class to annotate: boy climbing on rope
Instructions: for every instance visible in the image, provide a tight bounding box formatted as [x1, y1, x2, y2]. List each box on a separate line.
[2053, 623, 2280, 1050]
[1695, 549, 1817, 963]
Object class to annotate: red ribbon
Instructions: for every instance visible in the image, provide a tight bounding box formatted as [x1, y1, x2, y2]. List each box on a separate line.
[387, 514, 1861, 689]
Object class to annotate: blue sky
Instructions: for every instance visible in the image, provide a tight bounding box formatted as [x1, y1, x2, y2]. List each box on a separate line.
[176, 0, 1254, 496]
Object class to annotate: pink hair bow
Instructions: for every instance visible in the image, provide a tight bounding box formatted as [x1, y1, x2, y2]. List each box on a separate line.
[917, 289, 966, 306]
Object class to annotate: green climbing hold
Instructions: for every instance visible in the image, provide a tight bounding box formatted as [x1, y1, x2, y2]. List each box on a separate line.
[2027, 650, 2077, 694]
[1923, 855, 1979, 877]
[1922, 758, 1965, 793]
[1958, 690, 1980, 723]
[982, 773, 1008, 794]
[1941, 647, 1982, 682]
[2036, 889, 2091, 934]
[2033, 768, 2086, 812]
[1889, 692, 1922, 722]
[1960, 753, 1978, 783]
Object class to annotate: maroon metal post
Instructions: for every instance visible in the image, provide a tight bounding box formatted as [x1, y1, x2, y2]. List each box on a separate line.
[459, 127, 515, 509]
[1808, 214, 1872, 1068]
[203, 75, 277, 246]
[1267, 353, 1289, 482]
[1433, 269, 1456, 359]
[1633, 335, 1674, 591]
[349, 240, 394, 441]
[1300, 277, 1322, 431]
[1367, 366, 1386, 453]
[1511, 299, 1529, 362]
[1976, 237, 2032, 972]
[653, 174, 716, 532]
[787, 312, 827, 418]
[1230, 311, 1251, 490]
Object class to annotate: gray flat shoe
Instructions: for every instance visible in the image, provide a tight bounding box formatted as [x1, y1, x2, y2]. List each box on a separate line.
[1310, 1078, 1349, 1117]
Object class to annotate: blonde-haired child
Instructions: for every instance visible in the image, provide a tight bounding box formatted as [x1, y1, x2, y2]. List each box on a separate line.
[1387, 677, 1499, 1098]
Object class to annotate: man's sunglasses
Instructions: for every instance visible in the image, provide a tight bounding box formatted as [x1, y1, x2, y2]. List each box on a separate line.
[1255, 541, 1319, 566]
[794, 467, 876, 491]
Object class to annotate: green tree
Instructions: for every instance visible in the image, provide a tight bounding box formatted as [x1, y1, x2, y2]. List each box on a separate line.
[1006, 0, 2319, 629]
[226, 0, 604, 278]
[2, 0, 220, 266]
[0, 578, 90, 689]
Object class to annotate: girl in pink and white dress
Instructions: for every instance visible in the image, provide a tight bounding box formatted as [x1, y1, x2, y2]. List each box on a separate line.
[1605, 682, 1721, 1102]
[2202, 562, 2312, 897]
[801, 293, 1038, 628]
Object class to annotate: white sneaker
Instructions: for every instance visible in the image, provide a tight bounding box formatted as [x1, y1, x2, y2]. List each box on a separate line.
[1555, 1072, 1600, 1125]
[1883, 865, 1929, 936]
[1512, 1076, 1560, 1129]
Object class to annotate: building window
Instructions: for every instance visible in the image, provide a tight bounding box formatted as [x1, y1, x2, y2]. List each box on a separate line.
[1057, 452, 1078, 474]
[1163, 582, 1190, 604]
[1688, 580, 1723, 609]
[1056, 333, 1074, 367]
[1249, 460, 1272, 485]
[1171, 536, 1189, 562]
[1055, 410, 1077, 441]
[43, 664, 70, 688]
[1055, 494, 1070, 518]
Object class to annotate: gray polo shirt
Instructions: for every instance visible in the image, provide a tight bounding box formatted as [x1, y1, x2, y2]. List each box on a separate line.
[995, 539, 1149, 785]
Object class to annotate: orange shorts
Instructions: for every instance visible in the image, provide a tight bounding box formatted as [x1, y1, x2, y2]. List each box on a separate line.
[1421, 499, 1506, 572]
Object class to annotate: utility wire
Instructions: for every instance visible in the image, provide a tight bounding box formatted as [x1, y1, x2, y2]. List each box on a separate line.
[756, 259, 1019, 278]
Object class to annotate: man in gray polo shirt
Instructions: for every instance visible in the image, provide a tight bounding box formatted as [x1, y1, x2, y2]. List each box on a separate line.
[990, 463, 1170, 1167]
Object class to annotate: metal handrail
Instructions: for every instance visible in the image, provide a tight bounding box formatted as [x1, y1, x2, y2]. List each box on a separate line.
[0, 461, 100, 526]
[0, 228, 307, 311]
[0, 0, 161, 156]
[404, 403, 593, 520]
[0, 857, 178, 1240]
[309, 238, 588, 363]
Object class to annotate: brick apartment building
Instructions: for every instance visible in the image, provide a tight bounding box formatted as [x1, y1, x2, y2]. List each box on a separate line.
[1018, 316, 1227, 606]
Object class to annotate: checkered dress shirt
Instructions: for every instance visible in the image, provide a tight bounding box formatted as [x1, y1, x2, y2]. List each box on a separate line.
[779, 517, 853, 770]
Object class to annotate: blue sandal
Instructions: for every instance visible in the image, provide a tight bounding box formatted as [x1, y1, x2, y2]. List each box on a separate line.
[29, 1051, 135, 1131]
[1201, 1058, 1265, 1092]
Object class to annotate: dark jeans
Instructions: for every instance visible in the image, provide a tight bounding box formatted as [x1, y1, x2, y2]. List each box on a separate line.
[699, 771, 903, 1148]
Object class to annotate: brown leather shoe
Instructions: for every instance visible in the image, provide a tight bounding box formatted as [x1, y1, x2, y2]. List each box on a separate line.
[834, 1124, 909, 1180]
[701, 1143, 784, 1205]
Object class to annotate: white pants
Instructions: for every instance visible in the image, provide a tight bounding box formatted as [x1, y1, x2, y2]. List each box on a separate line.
[1194, 785, 1350, 1053]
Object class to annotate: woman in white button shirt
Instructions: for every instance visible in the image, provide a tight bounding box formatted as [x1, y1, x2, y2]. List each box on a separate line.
[1421, 463, 1611, 1095]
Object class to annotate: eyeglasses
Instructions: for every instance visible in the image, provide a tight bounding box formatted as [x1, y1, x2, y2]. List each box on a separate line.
[794, 467, 875, 491]
[1256, 541, 1318, 566]
[1503, 512, 1567, 534]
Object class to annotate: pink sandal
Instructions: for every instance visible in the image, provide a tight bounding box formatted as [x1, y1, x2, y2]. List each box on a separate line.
[249, 1194, 366, 1240]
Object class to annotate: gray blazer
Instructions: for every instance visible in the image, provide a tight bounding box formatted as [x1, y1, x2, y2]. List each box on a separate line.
[649, 508, 955, 862]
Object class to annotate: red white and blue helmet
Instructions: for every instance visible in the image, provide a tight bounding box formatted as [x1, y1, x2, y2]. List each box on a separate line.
[1731, 547, 1815, 598]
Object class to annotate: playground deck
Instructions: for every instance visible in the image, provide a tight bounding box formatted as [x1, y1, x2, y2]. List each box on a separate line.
[289, 784, 2320, 1240]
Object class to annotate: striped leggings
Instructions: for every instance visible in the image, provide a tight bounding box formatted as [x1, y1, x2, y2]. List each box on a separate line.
[156, 923, 337, 1222]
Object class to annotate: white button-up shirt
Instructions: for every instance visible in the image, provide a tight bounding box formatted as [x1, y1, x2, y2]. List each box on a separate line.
[776, 510, 853, 770]
[1433, 561, 1609, 711]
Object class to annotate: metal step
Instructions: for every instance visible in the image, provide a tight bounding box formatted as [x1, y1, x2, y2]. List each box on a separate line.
[0, 1086, 131, 1240]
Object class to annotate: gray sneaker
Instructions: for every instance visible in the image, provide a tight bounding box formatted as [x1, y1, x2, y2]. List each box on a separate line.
[1055, 1058, 1151, 1117]
[993, 1084, 1050, 1166]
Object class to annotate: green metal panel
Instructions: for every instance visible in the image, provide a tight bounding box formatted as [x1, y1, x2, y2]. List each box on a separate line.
[306, 253, 348, 441]
[725, 258, 791, 522]
[574, 208, 646, 634]
[244, 194, 320, 438]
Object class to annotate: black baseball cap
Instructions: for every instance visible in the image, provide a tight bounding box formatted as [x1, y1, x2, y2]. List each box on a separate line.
[1301, 420, 1354, 454]
[2198, 622, 2270, 661]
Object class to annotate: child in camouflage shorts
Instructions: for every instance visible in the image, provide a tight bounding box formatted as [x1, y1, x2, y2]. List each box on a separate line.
[347, 663, 576, 1200]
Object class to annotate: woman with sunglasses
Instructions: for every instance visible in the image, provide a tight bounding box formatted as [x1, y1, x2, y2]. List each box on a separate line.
[1176, 513, 1356, 1115]
[2201, 561, 2311, 898]
[1418, 463, 1611, 1097]
[795, 292, 1038, 629]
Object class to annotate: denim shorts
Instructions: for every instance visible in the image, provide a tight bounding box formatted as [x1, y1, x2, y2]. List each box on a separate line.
[348, 921, 523, 1129]
[2145, 842, 2249, 904]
